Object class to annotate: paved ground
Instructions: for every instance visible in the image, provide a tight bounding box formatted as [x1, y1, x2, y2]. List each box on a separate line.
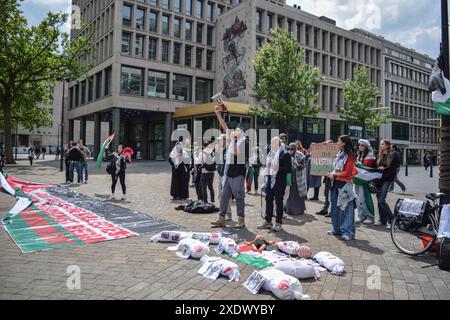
[0, 159, 449, 300]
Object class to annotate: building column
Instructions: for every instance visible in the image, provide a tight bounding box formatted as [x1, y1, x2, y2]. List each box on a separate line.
[79, 116, 87, 143]
[325, 118, 331, 141]
[93, 112, 101, 159]
[111, 107, 120, 151]
[164, 112, 173, 158]
[68, 119, 74, 142]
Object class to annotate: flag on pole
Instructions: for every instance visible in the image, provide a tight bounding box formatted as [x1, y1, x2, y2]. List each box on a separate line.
[96, 133, 115, 168]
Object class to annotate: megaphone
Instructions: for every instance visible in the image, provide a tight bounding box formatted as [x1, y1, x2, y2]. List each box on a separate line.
[211, 92, 228, 112]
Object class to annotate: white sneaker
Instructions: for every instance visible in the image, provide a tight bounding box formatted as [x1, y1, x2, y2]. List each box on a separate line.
[121, 194, 126, 200]
[386, 223, 392, 230]
[110, 194, 116, 200]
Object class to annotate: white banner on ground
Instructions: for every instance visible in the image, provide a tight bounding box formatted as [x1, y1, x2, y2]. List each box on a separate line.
[9, 197, 32, 216]
[0, 173, 15, 196]
[438, 205, 450, 239]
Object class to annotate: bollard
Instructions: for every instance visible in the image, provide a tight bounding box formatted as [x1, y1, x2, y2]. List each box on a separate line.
[405, 163, 408, 177]
[430, 165, 433, 178]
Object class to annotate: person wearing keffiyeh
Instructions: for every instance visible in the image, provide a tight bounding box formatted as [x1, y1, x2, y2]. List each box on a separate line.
[109, 144, 131, 200]
[168, 141, 191, 200]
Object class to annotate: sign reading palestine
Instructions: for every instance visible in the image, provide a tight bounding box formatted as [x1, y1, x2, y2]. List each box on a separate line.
[309, 143, 340, 176]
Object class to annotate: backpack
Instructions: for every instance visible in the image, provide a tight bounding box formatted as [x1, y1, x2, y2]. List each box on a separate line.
[438, 238, 450, 271]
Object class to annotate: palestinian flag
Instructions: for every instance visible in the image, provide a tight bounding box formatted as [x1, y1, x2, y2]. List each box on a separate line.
[432, 76, 450, 116]
[96, 133, 115, 168]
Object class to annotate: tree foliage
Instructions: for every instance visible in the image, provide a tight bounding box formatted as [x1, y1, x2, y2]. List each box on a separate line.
[251, 27, 323, 131]
[0, 0, 92, 163]
[338, 66, 391, 137]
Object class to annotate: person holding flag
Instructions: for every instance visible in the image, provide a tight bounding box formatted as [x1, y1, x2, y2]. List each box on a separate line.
[96, 133, 115, 168]
[109, 144, 131, 200]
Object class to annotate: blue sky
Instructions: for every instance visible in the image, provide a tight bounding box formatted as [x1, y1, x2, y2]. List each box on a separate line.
[20, 0, 441, 59]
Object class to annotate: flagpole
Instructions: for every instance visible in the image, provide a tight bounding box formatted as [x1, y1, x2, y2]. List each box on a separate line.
[441, 0, 450, 204]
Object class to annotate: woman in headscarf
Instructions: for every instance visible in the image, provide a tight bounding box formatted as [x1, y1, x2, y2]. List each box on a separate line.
[354, 139, 377, 225]
[286, 143, 307, 215]
[109, 144, 131, 200]
[168, 141, 191, 200]
[305, 143, 322, 200]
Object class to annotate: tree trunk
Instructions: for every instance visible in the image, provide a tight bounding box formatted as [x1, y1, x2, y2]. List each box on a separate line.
[2, 101, 15, 164]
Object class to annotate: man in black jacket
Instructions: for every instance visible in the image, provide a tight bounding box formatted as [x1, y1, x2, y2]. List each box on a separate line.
[258, 137, 292, 232]
[67, 142, 83, 184]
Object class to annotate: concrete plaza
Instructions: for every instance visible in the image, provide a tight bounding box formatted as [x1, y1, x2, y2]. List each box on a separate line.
[0, 159, 449, 300]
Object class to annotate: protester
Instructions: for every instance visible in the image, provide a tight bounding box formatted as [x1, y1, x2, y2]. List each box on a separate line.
[34, 146, 41, 160]
[285, 143, 307, 215]
[64, 141, 73, 183]
[199, 141, 216, 203]
[192, 141, 203, 200]
[327, 135, 357, 241]
[28, 147, 35, 166]
[41, 146, 47, 160]
[55, 146, 60, 160]
[306, 143, 321, 201]
[67, 142, 83, 184]
[389, 145, 406, 193]
[314, 140, 334, 217]
[211, 105, 248, 229]
[247, 146, 262, 194]
[424, 151, 432, 171]
[168, 140, 191, 200]
[375, 139, 396, 228]
[354, 139, 377, 225]
[258, 137, 292, 232]
[79, 140, 90, 184]
[216, 134, 233, 221]
[109, 144, 131, 200]
[0, 153, 6, 174]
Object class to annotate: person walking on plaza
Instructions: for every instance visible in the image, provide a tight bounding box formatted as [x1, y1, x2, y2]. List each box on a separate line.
[424, 151, 432, 171]
[389, 145, 406, 193]
[79, 140, 90, 184]
[327, 135, 358, 241]
[354, 139, 377, 225]
[55, 146, 60, 160]
[211, 105, 248, 229]
[375, 139, 396, 228]
[247, 146, 262, 194]
[168, 140, 191, 200]
[28, 147, 35, 166]
[258, 137, 292, 232]
[41, 146, 47, 160]
[34, 146, 41, 160]
[109, 144, 131, 200]
[285, 142, 307, 216]
[67, 142, 82, 184]
[216, 134, 233, 220]
[199, 141, 216, 203]
[306, 143, 321, 201]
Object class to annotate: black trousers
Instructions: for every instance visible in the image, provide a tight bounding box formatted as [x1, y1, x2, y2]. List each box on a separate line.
[265, 178, 287, 224]
[65, 160, 70, 181]
[253, 166, 260, 191]
[323, 178, 332, 210]
[200, 172, 215, 203]
[111, 170, 126, 194]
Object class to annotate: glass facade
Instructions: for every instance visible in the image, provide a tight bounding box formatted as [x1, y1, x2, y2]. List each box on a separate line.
[197, 0, 203, 19]
[161, 40, 169, 62]
[148, 37, 157, 60]
[95, 71, 102, 99]
[185, 21, 192, 40]
[135, 35, 144, 57]
[105, 66, 112, 96]
[148, 70, 169, 99]
[172, 74, 192, 101]
[195, 78, 213, 102]
[162, 15, 169, 35]
[196, 48, 203, 68]
[174, 17, 181, 38]
[173, 42, 181, 64]
[136, 8, 145, 30]
[186, 0, 192, 16]
[149, 11, 158, 32]
[174, 0, 181, 12]
[185, 46, 192, 66]
[120, 66, 144, 96]
[122, 4, 132, 27]
[121, 32, 131, 55]
[206, 50, 213, 70]
[197, 23, 203, 43]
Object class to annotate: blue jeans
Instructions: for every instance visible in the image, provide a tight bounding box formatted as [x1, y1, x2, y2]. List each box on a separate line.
[69, 162, 82, 183]
[80, 160, 88, 182]
[330, 183, 356, 238]
[377, 181, 394, 224]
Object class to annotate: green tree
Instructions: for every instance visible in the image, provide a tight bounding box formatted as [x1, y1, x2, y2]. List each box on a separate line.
[251, 27, 323, 132]
[338, 66, 391, 138]
[0, 0, 92, 163]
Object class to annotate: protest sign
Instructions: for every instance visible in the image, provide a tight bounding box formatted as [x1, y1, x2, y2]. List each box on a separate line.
[310, 143, 340, 176]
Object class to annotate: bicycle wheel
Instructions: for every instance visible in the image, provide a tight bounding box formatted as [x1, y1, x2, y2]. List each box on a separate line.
[390, 213, 438, 256]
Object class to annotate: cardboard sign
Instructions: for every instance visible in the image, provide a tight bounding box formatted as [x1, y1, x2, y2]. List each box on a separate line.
[309, 143, 340, 176]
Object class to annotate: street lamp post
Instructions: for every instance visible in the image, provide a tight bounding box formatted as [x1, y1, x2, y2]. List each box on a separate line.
[441, 0, 450, 204]
[59, 80, 66, 172]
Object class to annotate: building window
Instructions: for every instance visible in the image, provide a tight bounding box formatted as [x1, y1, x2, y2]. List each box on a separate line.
[306, 118, 325, 135]
[162, 0, 170, 10]
[149, 11, 158, 32]
[172, 74, 192, 101]
[173, 42, 181, 64]
[256, 37, 262, 50]
[148, 70, 168, 98]
[136, 8, 145, 30]
[150, 0, 158, 5]
[185, 46, 192, 66]
[196, 47, 203, 68]
[197, 0, 203, 19]
[75, 84, 79, 106]
[121, 32, 131, 55]
[95, 72, 102, 99]
[217, 5, 223, 17]
[207, 26, 213, 46]
[135, 35, 144, 57]
[162, 15, 169, 35]
[149, 37, 157, 60]
[392, 122, 409, 141]
[69, 87, 74, 108]
[266, 13, 273, 31]
[196, 23, 203, 43]
[105, 66, 112, 96]
[207, 2, 213, 22]
[174, 0, 181, 12]
[256, 10, 262, 32]
[161, 40, 169, 62]
[186, 0, 192, 16]
[185, 20, 192, 40]
[174, 17, 181, 38]
[88, 77, 93, 102]
[120, 65, 144, 96]
[122, 4, 132, 27]
[81, 80, 86, 105]
[206, 50, 213, 70]
[195, 77, 213, 102]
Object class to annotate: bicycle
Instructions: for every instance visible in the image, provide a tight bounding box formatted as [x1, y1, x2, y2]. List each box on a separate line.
[390, 192, 445, 256]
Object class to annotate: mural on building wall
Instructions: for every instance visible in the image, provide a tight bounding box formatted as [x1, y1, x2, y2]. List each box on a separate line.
[222, 17, 247, 98]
